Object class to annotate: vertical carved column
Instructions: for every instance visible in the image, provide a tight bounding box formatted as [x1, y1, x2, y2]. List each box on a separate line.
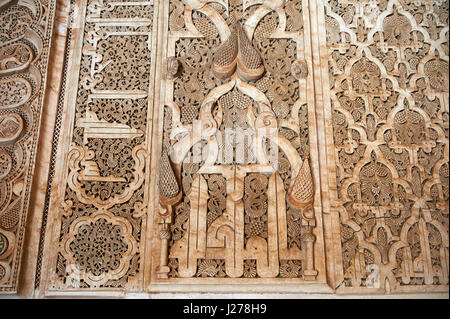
[288, 156, 318, 280]
[157, 150, 182, 278]
[41, 0, 156, 292]
[0, 0, 56, 293]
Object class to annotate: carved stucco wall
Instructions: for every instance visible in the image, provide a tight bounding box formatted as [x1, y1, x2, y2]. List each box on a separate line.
[319, 0, 449, 293]
[0, 0, 56, 293]
[0, 0, 447, 297]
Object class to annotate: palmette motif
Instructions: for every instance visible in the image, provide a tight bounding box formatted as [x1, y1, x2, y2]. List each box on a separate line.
[158, 0, 323, 282]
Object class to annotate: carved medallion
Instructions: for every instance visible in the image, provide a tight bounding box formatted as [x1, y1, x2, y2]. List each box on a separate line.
[0, 233, 8, 256]
[0, 43, 34, 76]
[0, 78, 32, 109]
[0, 113, 24, 144]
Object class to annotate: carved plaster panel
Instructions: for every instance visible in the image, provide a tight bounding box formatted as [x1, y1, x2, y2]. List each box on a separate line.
[147, 0, 329, 292]
[28, 0, 449, 297]
[42, 0, 157, 292]
[317, 0, 449, 293]
[39, 0, 330, 295]
[0, 0, 56, 292]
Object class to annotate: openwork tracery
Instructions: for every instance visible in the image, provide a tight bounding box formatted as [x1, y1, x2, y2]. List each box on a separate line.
[324, 0, 449, 293]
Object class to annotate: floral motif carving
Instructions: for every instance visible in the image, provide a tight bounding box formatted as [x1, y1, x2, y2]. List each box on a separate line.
[324, 0, 449, 293]
[60, 210, 138, 287]
[0, 0, 55, 292]
[0, 113, 24, 144]
[156, 0, 324, 285]
[69, 218, 129, 277]
[0, 78, 32, 109]
[45, 0, 154, 291]
[0, 43, 34, 76]
[26, 0, 448, 297]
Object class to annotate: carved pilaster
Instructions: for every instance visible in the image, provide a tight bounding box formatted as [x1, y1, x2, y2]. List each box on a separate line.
[157, 149, 182, 278]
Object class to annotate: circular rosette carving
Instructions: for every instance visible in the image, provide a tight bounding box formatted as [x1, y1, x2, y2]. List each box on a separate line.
[60, 210, 138, 287]
[0, 113, 24, 144]
[197, 259, 219, 277]
[244, 196, 267, 218]
[0, 78, 32, 109]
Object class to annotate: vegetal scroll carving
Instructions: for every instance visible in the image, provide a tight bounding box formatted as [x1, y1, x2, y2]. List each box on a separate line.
[324, 0, 449, 293]
[159, 0, 323, 283]
[0, 0, 54, 292]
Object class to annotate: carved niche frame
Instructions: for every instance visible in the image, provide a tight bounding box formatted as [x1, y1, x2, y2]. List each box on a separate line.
[146, 0, 330, 293]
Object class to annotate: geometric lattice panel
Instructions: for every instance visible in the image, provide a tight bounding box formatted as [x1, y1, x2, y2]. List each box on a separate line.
[318, 0, 449, 293]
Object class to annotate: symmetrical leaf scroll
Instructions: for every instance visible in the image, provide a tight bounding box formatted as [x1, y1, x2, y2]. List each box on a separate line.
[155, 0, 326, 286]
[321, 0, 449, 293]
[0, 0, 56, 292]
